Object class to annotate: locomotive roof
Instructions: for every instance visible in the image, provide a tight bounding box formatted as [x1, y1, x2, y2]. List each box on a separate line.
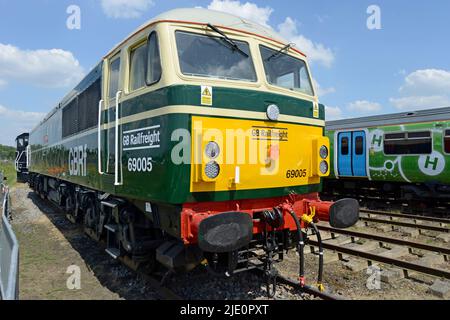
[15, 132, 29, 140]
[32, 8, 295, 133]
[326, 106, 450, 130]
[108, 8, 290, 56]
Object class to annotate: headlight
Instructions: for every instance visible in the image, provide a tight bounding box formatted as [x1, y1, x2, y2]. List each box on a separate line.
[320, 145, 329, 159]
[320, 161, 329, 174]
[205, 141, 220, 159]
[266, 104, 280, 121]
[205, 161, 220, 179]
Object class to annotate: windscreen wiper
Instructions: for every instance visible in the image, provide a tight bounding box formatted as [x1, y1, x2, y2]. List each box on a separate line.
[265, 43, 296, 61]
[206, 23, 249, 57]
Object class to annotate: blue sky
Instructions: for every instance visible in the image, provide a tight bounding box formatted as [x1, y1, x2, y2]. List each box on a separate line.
[1, 0, 450, 146]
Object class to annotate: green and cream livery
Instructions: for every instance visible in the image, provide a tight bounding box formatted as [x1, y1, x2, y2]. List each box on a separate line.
[325, 107, 450, 202]
[26, 8, 359, 276]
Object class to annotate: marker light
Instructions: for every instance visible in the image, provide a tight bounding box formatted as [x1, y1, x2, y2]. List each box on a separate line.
[205, 141, 220, 159]
[320, 145, 329, 159]
[205, 161, 220, 179]
[320, 161, 329, 174]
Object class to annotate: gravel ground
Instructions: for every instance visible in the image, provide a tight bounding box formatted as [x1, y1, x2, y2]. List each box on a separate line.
[9, 184, 448, 300]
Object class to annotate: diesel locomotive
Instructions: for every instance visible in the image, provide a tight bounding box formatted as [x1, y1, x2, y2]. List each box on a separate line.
[23, 8, 359, 290]
[15, 133, 29, 183]
[324, 107, 450, 213]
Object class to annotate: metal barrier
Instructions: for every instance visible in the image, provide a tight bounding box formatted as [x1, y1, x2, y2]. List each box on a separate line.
[0, 185, 19, 300]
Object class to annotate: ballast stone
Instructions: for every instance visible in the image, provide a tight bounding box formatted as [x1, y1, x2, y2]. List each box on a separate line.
[429, 280, 450, 299]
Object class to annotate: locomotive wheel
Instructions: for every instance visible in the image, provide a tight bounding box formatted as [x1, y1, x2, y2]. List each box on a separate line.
[65, 194, 79, 224]
[84, 197, 102, 241]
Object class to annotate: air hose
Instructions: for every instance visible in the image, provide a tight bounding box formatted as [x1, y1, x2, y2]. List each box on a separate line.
[309, 222, 325, 292]
[288, 209, 305, 287]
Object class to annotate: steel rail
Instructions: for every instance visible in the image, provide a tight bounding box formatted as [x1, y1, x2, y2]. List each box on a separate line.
[317, 225, 450, 256]
[308, 239, 450, 280]
[276, 275, 343, 300]
[251, 269, 343, 300]
[359, 216, 450, 233]
[361, 209, 450, 225]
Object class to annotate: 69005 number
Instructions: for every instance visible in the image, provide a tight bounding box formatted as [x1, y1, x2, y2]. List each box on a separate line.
[286, 169, 307, 179]
[127, 157, 153, 172]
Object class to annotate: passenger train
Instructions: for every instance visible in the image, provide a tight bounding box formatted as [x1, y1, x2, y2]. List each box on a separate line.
[324, 107, 450, 213]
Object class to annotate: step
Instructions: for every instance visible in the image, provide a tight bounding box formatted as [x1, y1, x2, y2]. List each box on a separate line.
[105, 248, 121, 259]
[105, 224, 118, 233]
[101, 199, 121, 208]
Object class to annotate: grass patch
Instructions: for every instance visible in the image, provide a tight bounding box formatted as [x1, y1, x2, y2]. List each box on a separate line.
[0, 161, 17, 187]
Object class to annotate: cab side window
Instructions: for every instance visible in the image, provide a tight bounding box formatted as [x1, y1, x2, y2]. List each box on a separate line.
[130, 43, 147, 91]
[146, 32, 162, 85]
[129, 32, 162, 92]
[109, 56, 121, 99]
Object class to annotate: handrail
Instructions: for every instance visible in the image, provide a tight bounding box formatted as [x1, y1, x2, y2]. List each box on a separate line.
[114, 91, 123, 186]
[14, 152, 20, 172]
[97, 99, 104, 175]
[0, 187, 19, 300]
[26, 145, 30, 169]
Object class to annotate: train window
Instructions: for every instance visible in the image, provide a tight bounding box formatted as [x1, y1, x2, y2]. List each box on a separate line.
[147, 32, 162, 85]
[109, 56, 120, 99]
[341, 137, 349, 155]
[444, 130, 450, 153]
[355, 137, 364, 155]
[175, 31, 257, 82]
[384, 131, 432, 155]
[385, 133, 406, 140]
[260, 45, 314, 96]
[130, 43, 147, 91]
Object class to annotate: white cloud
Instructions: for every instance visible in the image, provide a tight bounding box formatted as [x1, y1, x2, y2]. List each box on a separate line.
[206, 1, 335, 67]
[399, 69, 450, 95]
[0, 105, 45, 146]
[0, 43, 84, 88]
[313, 79, 335, 97]
[325, 106, 343, 121]
[390, 69, 450, 111]
[278, 17, 335, 67]
[347, 100, 382, 113]
[389, 96, 450, 111]
[208, 0, 273, 28]
[101, 0, 155, 19]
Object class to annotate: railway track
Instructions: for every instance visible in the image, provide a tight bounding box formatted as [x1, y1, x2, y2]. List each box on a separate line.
[251, 269, 343, 300]
[310, 232, 449, 280]
[305, 216, 450, 284]
[360, 208, 450, 226]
